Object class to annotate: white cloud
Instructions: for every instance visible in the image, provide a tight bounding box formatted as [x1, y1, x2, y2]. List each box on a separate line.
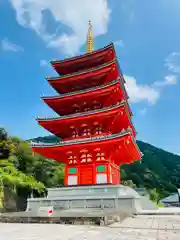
[1, 38, 24, 52]
[165, 52, 180, 73]
[125, 72, 177, 106]
[164, 75, 177, 84]
[154, 75, 177, 87]
[124, 75, 160, 104]
[114, 40, 124, 48]
[10, 0, 111, 55]
[162, 52, 180, 86]
[40, 59, 48, 66]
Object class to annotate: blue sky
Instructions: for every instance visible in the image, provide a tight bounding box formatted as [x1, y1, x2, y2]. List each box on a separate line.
[0, 0, 180, 154]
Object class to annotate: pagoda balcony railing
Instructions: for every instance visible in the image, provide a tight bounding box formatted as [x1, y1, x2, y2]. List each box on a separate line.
[31, 129, 134, 147]
[67, 125, 134, 140]
[64, 132, 108, 141]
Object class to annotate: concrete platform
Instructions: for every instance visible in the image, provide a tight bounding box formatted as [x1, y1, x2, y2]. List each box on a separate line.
[0, 185, 158, 226]
[0, 208, 129, 226]
[0, 214, 180, 239]
[26, 184, 143, 217]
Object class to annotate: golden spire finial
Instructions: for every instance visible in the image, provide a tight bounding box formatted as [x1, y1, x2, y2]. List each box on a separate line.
[86, 21, 93, 53]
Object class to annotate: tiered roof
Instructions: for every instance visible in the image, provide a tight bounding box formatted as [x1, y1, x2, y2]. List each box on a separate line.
[37, 102, 136, 138]
[32, 26, 142, 165]
[32, 130, 141, 165]
[42, 80, 131, 116]
[50, 43, 115, 75]
[47, 59, 123, 94]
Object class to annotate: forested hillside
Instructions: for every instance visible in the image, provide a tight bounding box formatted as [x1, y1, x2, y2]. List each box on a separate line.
[1, 127, 180, 212]
[0, 128, 64, 211]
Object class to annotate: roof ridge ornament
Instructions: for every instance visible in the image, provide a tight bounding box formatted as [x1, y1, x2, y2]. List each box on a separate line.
[86, 21, 93, 53]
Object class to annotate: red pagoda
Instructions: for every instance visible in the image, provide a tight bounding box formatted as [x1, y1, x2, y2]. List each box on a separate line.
[32, 22, 142, 186]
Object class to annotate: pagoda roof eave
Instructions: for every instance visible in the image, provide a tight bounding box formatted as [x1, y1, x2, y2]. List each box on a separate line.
[37, 101, 126, 122]
[46, 58, 117, 82]
[41, 80, 120, 101]
[50, 43, 114, 65]
[31, 131, 142, 165]
[37, 101, 136, 138]
[31, 130, 131, 148]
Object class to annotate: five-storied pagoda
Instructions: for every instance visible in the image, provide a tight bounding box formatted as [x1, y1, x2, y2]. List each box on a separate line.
[32, 22, 142, 186]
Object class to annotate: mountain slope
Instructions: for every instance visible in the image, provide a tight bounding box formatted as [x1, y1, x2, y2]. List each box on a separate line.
[31, 136, 180, 198]
[122, 141, 180, 197]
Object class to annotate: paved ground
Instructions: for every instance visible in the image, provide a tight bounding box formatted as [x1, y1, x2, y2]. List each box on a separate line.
[138, 207, 180, 215]
[0, 215, 180, 239]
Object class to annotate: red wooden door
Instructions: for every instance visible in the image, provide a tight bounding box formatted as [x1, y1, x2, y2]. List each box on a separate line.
[79, 165, 93, 185]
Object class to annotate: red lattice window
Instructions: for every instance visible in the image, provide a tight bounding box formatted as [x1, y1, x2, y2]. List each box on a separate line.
[82, 126, 91, 137]
[80, 152, 92, 163]
[68, 155, 77, 165]
[96, 152, 105, 161]
[72, 129, 79, 138]
[94, 125, 103, 135]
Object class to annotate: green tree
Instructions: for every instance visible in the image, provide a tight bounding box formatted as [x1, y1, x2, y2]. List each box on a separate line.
[0, 129, 45, 211]
[121, 180, 136, 188]
[11, 136, 64, 210]
[148, 188, 159, 202]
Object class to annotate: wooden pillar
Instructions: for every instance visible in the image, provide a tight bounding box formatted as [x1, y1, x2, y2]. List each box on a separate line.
[107, 163, 111, 184]
[93, 162, 97, 184]
[64, 164, 68, 185]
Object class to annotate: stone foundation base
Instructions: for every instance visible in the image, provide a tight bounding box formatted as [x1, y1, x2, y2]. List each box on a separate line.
[0, 185, 157, 225]
[0, 210, 129, 226]
[26, 184, 142, 216]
